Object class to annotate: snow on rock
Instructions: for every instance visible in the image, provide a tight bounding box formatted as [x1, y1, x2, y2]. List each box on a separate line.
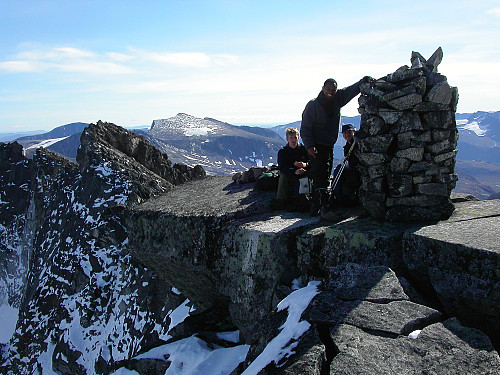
[24, 136, 70, 150]
[0, 127, 204, 374]
[0, 304, 18, 343]
[150, 114, 224, 140]
[242, 281, 321, 374]
[130, 336, 250, 375]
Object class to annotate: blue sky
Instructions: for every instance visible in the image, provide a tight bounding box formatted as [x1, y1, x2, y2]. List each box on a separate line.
[1, 0, 499, 132]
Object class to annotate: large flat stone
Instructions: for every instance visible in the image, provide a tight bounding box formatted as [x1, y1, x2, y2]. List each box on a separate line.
[127, 176, 323, 336]
[319, 218, 417, 272]
[402, 199, 500, 344]
[308, 293, 441, 336]
[329, 318, 500, 375]
[134, 175, 275, 217]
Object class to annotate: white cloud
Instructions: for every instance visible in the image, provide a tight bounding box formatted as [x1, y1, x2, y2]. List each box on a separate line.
[18, 47, 95, 60]
[486, 8, 500, 17]
[128, 48, 239, 67]
[106, 52, 135, 62]
[1, 46, 133, 75]
[53, 47, 95, 59]
[0, 60, 41, 72]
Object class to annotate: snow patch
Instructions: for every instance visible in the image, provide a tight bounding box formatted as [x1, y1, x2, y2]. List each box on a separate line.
[167, 299, 193, 334]
[408, 330, 422, 339]
[457, 120, 487, 136]
[242, 280, 321, 374]
[25, 136, 70, 150]
[37, 340, 57, 374]
[132, 335, 249, 375]
[0, 303, 19, 343]
[184, 127, 213, 137]
[216, 330, 240, 343]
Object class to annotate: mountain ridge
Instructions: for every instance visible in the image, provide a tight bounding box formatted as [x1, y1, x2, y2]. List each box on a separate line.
[7, 111, 500, 198]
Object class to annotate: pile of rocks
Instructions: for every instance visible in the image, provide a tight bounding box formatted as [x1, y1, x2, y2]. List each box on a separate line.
[356, 47, 459, 221]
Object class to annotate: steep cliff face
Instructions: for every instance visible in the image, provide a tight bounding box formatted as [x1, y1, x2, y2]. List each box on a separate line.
[0, 142, 34, 350]
[0, 123, 208, 374]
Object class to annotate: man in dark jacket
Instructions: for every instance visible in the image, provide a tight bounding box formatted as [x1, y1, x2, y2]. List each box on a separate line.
[300, 76, 372, 216]
[271, 127, 309, 210]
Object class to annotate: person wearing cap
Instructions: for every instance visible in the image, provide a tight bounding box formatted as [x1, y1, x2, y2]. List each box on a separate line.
[329, 123, 361, 208]
[300, 76, 373, 216]
[341, 123, 358, 169]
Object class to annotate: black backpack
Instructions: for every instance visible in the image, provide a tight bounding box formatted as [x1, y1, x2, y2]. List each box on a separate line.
[256, 166, 280, 191]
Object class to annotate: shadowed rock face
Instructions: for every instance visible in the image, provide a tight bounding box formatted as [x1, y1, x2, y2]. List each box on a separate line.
[0, 123, 208, 374]
[77, 121, 206, 205]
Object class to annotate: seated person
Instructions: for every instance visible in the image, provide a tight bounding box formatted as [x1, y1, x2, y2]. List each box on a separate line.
[331, 124, 361, 207]
[271, 127, 310, 211]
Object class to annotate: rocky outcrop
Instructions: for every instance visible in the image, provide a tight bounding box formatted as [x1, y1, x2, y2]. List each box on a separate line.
[299, 264, 499, 375]
[77, 121, 205, 205]
[357, 47, 459, 221]
[0, 123, 207, 374]
[125, 175, 500, 374]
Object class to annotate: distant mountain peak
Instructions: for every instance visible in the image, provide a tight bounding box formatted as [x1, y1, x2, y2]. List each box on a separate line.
[150, 113, 225, 139]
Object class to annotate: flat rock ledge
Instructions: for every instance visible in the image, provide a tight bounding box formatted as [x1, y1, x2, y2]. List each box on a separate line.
[125, 176, 500, 374]
[253, 264, 500, 374]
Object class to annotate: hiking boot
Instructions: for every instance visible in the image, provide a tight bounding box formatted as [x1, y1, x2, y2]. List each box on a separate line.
[309, 199, 320, 216]
[295, 195, 310, 212]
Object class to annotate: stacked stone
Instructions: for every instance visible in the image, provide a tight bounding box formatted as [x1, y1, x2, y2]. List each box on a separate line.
[356, 47, 459, 221]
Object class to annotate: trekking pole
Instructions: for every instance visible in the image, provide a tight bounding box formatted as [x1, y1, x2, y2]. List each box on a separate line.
[330, 138, 356, 192]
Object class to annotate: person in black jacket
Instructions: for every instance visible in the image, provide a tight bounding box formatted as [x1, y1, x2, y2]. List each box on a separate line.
[331, 123, 361, 207]
[300, 76, 373, 216]
[270, 127, 309, 210]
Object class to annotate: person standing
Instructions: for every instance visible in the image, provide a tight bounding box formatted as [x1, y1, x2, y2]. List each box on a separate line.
[300, 76, 373, 216]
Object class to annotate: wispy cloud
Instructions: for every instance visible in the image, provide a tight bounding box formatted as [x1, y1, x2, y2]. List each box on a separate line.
[0, 46, 133, 75]
[18, 47, 95, 60]
[106, 52, 135, 62]
[0, 60, 41, 72]
[0, 46, 239, 75]
[129, 48, 239, 67]
[486, 8, 500, 18]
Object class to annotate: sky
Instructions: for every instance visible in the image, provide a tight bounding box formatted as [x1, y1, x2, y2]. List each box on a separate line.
[1, 0, 499, 132]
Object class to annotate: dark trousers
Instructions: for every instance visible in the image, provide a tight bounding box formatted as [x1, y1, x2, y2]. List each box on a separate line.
[276, 173, 298, 201]
[310, 144, 333, 190]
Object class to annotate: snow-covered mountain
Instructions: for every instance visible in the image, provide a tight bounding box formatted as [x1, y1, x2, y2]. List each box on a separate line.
[146, 113, 284, 175]
[456, 111, 500, 140]
[453, 111, 500, 163]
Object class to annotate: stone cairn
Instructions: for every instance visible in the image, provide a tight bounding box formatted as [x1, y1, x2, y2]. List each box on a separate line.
[356, 47, 459, 221]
